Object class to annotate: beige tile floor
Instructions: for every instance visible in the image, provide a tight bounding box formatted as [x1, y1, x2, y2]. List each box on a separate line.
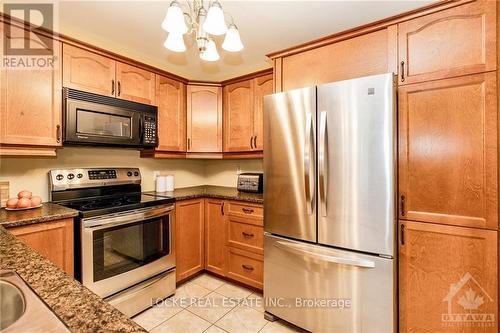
[132, 273, 306, 333]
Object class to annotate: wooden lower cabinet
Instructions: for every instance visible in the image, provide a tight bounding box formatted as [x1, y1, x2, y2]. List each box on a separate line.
[175, 199, 205, 281]
[226, 247, 263, 290]
[399, 220, 497, 333]
[9, 219, 74, 276]
[204, 199, 226, 276]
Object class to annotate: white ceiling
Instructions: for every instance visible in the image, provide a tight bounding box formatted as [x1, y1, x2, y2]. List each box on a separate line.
[55, 0, 434, 81]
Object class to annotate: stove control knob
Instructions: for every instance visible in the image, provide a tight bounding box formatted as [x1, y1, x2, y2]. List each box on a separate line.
[134, 171, 139, 177]
[77, 173, 83, 179]
[56, 174, 63, 181]
[127, 171, 133, 177]
[67, 173, 75, 180]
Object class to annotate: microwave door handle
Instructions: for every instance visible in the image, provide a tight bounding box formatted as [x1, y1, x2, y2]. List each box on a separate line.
[139, 116, 144, 143]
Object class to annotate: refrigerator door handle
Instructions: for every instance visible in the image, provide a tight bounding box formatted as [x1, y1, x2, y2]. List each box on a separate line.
[319, 111, 328, 217]
[274, 241, 375, 268]
[304, 113, 314, 215]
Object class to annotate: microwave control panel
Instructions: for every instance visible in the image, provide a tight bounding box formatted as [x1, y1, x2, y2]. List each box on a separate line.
[143, 115, 157, 145]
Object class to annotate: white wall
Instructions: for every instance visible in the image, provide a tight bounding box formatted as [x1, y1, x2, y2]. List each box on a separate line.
[0, 147, 262, 202]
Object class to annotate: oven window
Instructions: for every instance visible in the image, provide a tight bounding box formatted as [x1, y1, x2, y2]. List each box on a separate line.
[76, 109, 131, 138]
[92, 216, 169, 282]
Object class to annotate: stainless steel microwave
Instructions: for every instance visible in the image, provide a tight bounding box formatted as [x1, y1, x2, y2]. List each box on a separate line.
[63, 88, 158, 148]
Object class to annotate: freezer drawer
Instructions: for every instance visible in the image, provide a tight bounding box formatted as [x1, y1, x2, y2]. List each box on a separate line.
[264, 234, 395, 333]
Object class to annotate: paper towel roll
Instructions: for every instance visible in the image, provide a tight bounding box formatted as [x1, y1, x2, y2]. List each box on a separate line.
[166, 175, 175, 192]
[156, 175, 167, 193]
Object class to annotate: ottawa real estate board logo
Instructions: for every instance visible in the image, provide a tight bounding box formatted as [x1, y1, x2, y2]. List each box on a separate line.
[2, 3, 57, 70]
[442, 272, 495, 328]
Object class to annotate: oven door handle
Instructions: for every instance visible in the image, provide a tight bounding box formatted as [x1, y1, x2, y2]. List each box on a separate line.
[83, 205, 174, 229]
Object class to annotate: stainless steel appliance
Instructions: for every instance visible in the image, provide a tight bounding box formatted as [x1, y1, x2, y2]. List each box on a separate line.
[237, 173, 263, 193]
[63, 88, 158, 148]
[263, 73, 396, 332]
[50, 168, 175, 317]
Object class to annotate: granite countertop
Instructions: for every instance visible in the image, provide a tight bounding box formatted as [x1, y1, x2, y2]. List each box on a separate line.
[0, 225, 146, 333]
[0, 202, 79, 228]
[146, 185, 264, 204]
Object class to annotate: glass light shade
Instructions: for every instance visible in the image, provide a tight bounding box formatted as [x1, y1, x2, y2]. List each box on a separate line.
[161, 1, 188, 34]
[222, 24, 243, 52]
[163, 33, 186, 52]
[202, 2, 227, 36]
[200, 40, 220, 61]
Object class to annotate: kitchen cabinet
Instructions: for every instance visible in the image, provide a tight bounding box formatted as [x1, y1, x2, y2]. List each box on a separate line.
[0, 24, 62, 153]
[63, 44, 156, 105]
[204, 199, 226, 276]
[398, 0, 496, 85]
[63, 44, 116, 97]
[223, 73, 273, 153]
[115, 62, 156, 105]
[398, 72, 497, 230]
[155, 75, 186, 152]
[226, 247, 263, 290]
[186, 85, 222, 153]
[399, 220, 497, 333]
[176, 199, 205, 281]
[9, 219, 74, 276]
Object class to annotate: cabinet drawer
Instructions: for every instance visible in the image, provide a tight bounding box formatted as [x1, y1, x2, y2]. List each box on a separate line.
[227, 202, 263, 221]
[226, 247, 263, 289]
[227, 218, 263, 254]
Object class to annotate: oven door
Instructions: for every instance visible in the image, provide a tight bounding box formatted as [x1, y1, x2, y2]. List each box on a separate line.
[65, 98, 142, 147]
[81, 204, 175, 298]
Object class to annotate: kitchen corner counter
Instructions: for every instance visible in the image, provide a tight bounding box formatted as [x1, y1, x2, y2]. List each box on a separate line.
[0, 203, 79, 228]
[0, 225, 146, 333]
[146, 185, 264, 204]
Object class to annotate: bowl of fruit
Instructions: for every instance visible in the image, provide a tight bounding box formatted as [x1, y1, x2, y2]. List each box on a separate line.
[5, 191, 43, 211]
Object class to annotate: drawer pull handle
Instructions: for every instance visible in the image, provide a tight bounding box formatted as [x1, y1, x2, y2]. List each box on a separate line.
[242, 264, 254, 271]
[242, 232, 254, 238]
[242, 208, 254, 214]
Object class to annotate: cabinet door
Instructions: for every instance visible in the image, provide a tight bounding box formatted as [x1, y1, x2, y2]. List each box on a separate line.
[176, 199, 204, 281]
[223, 80, 254, 152]
[116, 62, 156, 105]
[204, 199, 226, 276]
[186, 85, 222, 153]
[399, 73, 497, 230]
[399, 220, 497, 333]
[398, 0, 496, 85]
[0, 25, 62, 146]
[63, 44, 115, 96]
[10, 219, 74, 276]
[156, 75, 186, 151]
[253, 74, 273, 150]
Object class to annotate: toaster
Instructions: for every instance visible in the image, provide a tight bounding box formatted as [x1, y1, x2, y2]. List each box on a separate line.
[237, 173, 263, 193]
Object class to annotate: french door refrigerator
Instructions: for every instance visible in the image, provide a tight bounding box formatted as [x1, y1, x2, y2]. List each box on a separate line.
[263, 73, 396, 333]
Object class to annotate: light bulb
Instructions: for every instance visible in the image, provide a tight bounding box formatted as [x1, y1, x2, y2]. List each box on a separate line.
[200, 40, 220, 61]
[203, 1, 227, 36]
[163, 33, 186, 52]
[222, 24, 243, 52]
[161, 1, 188, 35]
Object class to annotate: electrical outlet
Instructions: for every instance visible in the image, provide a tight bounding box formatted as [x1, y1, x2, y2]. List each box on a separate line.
[153, 171, 160, 179]
[236, 165, 241, 175]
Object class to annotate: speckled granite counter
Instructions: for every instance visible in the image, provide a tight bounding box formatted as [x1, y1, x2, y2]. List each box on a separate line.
[0, 225, 146, 333]
[145, 185, 263, 204]
[0, 203, 79, 228]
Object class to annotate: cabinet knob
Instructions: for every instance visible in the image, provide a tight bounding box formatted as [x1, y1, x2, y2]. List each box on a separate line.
[242, 264, 254, 271]
[242, 231, 254, 238]
[400, 61, 405, 82]
[56, 125, 61, 143]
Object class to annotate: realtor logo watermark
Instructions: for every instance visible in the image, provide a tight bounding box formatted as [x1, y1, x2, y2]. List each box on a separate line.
[442, 272, 495, 328]
[2, 3, 58, 70]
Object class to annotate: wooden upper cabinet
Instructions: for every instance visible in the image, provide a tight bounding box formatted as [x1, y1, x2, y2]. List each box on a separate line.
[223, 80, 254, 152]
[204, 199, 226, 276]
[398, 0, 496, 85]
[253, 74, 273, 150]
[116, 62, 156, 105]
[176, 199, 205, 281]
[280, 25, 397, 91]
[63, 44, 115, 96]
[399, 220, 497, 333]
[0, 25, 62, 147]
[399, 72, 497, 230]
[156, 75, 186, 151]
[187, 85, 222, 153]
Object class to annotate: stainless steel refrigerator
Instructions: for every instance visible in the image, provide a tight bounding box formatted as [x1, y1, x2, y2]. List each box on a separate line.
[263, 73, 396, 333]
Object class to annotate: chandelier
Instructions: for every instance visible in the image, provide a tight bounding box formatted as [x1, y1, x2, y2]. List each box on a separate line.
[161, 0, 244, 61]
